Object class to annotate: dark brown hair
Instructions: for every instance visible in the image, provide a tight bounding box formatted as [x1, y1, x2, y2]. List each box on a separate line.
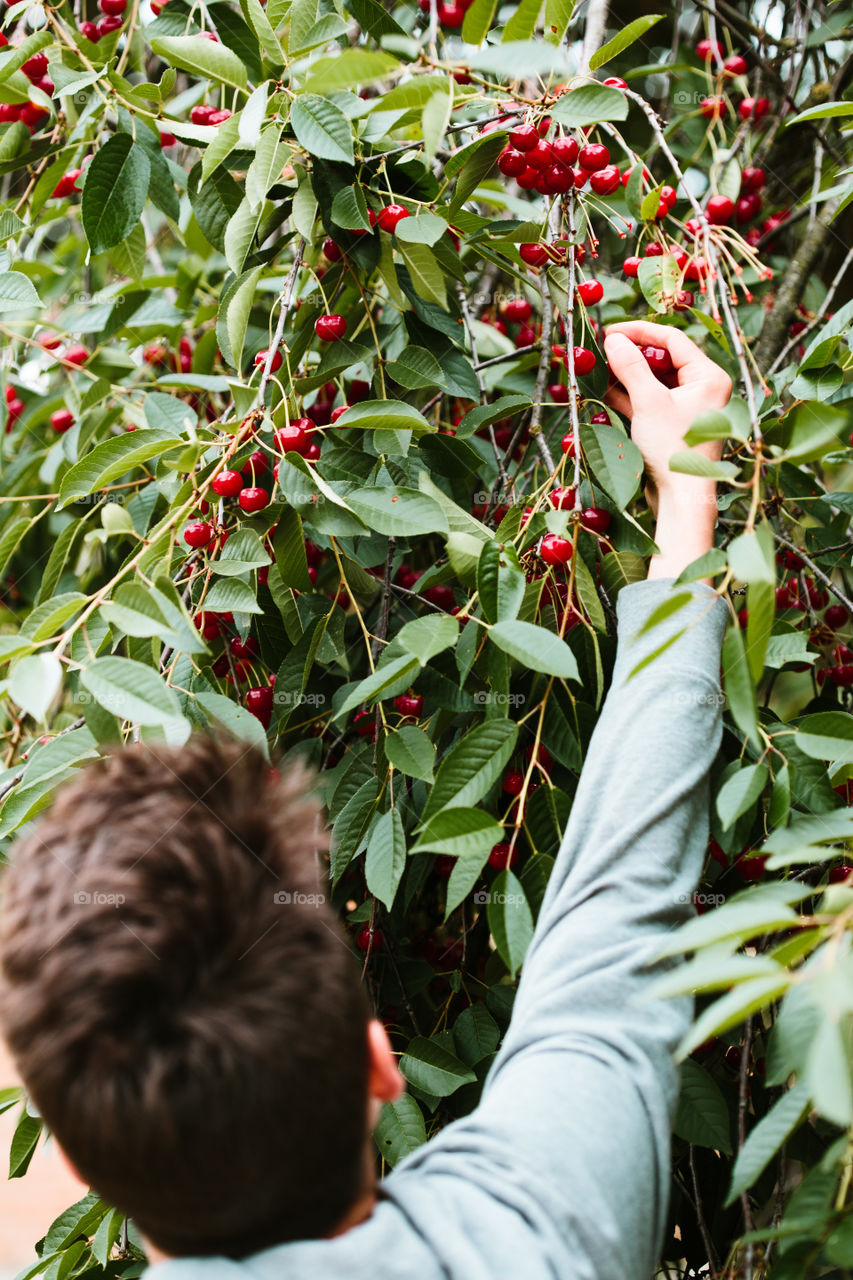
[0, 736, 371, 1258]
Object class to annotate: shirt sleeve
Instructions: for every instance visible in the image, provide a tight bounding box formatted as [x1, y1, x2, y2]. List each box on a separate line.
[387, 577, 728, 1279]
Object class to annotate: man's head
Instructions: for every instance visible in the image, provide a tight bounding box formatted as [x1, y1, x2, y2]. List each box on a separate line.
[0, 736, 401, 1258]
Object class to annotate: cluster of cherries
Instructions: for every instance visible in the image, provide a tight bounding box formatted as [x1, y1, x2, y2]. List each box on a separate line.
[0, 48, 53, 131]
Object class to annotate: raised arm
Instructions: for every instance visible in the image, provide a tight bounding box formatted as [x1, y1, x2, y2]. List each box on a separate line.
[388, 327, 732, 1279]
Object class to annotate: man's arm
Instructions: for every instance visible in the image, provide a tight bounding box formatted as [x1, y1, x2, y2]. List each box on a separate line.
[387, 328, 732, 1278]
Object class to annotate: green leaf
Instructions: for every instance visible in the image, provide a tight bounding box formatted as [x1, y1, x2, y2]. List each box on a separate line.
[385, 724, 436, 782]
[399, 1037, 476, 1097]
[489, 620, 579, 679]
[203, 576, 262, 615]
[0, 270, 42, 313]
[150, 35, 249, 92]
[291, 94, 353, 165]
[502, 0, 543, 41]
[8, 654, 62, 721]
[448, 132, 507, 211]
[81, 658, 187, 730]
[330, 183, 372, 231]
[217, 265, 262, 371]
[81, 133, 150, 255]
[8, 1112, 41, 1178]
[727, 1082, 810, 1205]
[543, 0, 573, 43]
[457, 395, 529, 439]
[365, 807, 407, 909]
[795, 712, 853, 764]
[803, 1011, 853, 1127]
[637, 252, 681, 312]
[579, 422, 644, 509]
[659, 884, 811, 958]
[785, 100, 853, 127]
[589, 14, 663, 69]
[454, 1004, 499, 1065]
[211, 527, 270, 576]
[246, 126, 289, 209]
[58, 430, 181, 508]
[722, 624, 759, 748]
[224, 194, 267, 275]
[423, 719, 518, 820]
[374, 1094, 427, 1167]
[0, 30, 52, 85]
[336, 654, 421, 721]
[487, 869, 534, 976]
[716, 763, 768, 830]
[678, 974, 793, 1058]
[462, 0, 498, 45]
[336, 400, 433, 433]
[346, 487, 449, 537]
[398, 241, 447, 307]
[395, 615, 459, 663]
[395, 212, 450, 248]
[201, 110, 243, 182]
[303, 49, 400, 93]
[411, 807, 504, 857]
[477, 538, 525, 624]
[551, 82, 630, 128]
[674, 1059, 732, 1154]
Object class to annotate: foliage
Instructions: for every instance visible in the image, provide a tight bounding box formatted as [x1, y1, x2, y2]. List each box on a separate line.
[0, 0, 851, 1275]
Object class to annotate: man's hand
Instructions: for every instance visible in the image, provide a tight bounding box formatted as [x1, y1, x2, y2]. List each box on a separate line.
[601, 321, 733, 583]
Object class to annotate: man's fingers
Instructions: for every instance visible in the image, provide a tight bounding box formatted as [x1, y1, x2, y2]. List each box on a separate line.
[605, 320, 708, 372]
[602, 331, 659, 402]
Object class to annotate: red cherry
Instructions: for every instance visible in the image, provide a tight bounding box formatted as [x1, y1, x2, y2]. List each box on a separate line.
[0, 104, 21, 122]
[540, 533, 574, 565]
[589, 164, 621, 195]
[184, 521, 214, 548]
[581, 506, 610, 534]
[674, 289, 694, 311]
[543, 164, 574, 194]
[577, 280, 603, 306]
[590, 411, 609, 424]
[685, 256, 709, 282]
[736, 193, 762, 223]
[560, 432, 576, 457]
[99, 0, 127, 13]
[52, 170, 82, 198]
[190, 104, 216, 125]
[551, 136, 579, 168]
[438, 2, 465, 26]
[578, 143, 609, 172]
[829, 865, 853, 884]
[641, 345, 673, 375]
[722, 53, 747, 75]
[322, 237, 343, 262]
[516, 166, 540, 190]
[509, 123, 539, 152]
[50, 408, 74, 433]
[825, 604, 849, 630]
[356, 924, 383, 952]
[504, 297, 532, 323]
[159, 131, 177, 148]
[525, 140, 553, 171]
[255, 348, 282, 372]
[274, 423, 311, 455]
[241, 449, 268, 478]
[498, 148, 527, 176]
[377, 204, 410, 233]
[603, 76, 627, 89]
[20, 103, 49, 129]
[211, 470, 244, 497]
[548, 486, 575, 510]
[315, 314, 347, 341]
[245, 685, 273, 727]
[63, 343, 90, 366]
[735, 852, 767, 881]
[622, 256, 641, 277]
[207, 109, 232, 125]
[696, 38, 723, 60]
[706, 194, 735, 225]
[548, 384, 569, 403]
[516, 324, 537, 346]
[502, 770, 524, 795]
[488, 841, 520, 870]
[829, 665, 853, 687]
[422, 584, 454, 610]
[519, 243, 549, 267]
[740, 166, 766, 193]
[238, 487, 269, 513]
[394, 694, 424, 718]
[21, 53, 48, 81]
[572, 346, 596, 376]
[739, 96, 770, 120]
[700, 95, 724, 120]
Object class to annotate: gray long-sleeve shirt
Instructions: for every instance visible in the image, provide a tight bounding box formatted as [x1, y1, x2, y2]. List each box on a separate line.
[147, 577, 728, 1280]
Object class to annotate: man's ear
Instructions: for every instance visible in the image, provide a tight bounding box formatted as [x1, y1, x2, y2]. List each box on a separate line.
[366, 1018, 404, 1104]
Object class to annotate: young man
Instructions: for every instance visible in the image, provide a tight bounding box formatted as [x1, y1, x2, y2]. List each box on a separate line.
[0, 321, 732, 1279]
